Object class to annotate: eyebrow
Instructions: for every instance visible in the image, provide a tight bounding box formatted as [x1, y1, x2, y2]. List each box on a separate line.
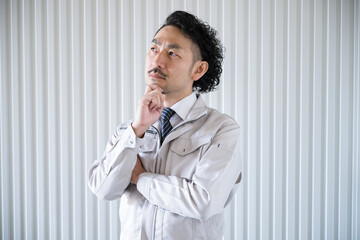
[151, 38, 183, 50]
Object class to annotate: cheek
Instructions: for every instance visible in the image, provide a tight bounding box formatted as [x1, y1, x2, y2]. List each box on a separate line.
[145, 57, 150, 69]
[173, 63, 193, 77]
[145, 53, 153, 67]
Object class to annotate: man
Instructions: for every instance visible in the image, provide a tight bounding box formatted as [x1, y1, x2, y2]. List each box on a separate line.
[88, 11, 242, 240]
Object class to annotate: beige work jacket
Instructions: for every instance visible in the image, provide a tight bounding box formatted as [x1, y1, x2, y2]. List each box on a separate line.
[88, 95, 242, 240]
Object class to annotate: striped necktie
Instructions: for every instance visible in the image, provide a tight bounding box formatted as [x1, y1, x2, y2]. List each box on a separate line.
[160, 107, 175, 144]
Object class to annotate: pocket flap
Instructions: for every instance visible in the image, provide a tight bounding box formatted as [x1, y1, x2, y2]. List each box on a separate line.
[171, 134, 213, 155]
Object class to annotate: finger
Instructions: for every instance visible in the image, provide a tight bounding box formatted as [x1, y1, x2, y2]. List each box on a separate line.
[144, 89, 162, 101]
[140, 94, 153, 106]
[152, 93, 161, 106]
[149, 96, 161, 110]
[149, 101, 157, 110]
[156, 104, 164, 114]
[152, 97, 164, 111]
[146, 84, 163, 93]
[144, 85, 153, 94]
[154, 90, 164, 104]
[141, 90, 164, 111]
[142, 89, 160, 101]
[150, 90, 163, 103]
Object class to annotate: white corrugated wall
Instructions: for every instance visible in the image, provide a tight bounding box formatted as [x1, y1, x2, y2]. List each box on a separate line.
[0, 0, 359, 239]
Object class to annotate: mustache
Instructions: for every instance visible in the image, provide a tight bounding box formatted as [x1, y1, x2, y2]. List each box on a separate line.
[147, 67, 168, 78]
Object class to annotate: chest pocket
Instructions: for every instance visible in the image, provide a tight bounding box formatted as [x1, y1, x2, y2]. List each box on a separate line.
[171, 134, 213, 155]
[166, 134, 213, 177]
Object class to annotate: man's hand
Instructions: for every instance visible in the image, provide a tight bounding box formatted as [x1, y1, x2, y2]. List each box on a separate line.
[132, 85, 164, 138]
[131, 156, 146, 185]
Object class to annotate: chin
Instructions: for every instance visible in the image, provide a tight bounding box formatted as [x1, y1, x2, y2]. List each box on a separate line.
[148, 79, 165, 87]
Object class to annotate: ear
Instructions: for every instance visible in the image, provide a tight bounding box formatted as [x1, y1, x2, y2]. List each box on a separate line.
[191, 61, 209, 81]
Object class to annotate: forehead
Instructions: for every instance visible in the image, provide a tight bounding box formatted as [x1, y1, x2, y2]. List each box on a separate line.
[153, 25, 194, 50]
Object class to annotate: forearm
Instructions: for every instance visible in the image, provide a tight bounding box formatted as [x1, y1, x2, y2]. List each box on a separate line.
[137, 173, 212, 219]
[88, 124, 143, 200]
[88, 149, 137, 200]
[136, 142, 241, 220]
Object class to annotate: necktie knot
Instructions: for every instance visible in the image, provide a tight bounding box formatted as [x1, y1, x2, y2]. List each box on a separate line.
[161, 107, 175, 121]
[160, 108, 175, 143]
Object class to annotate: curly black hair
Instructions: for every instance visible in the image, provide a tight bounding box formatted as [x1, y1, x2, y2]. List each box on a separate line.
[156, 11, 224, 93]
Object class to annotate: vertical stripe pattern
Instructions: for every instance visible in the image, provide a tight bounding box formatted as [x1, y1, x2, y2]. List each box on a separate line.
[160, 107, 175, 143]
[0, 0, 359, 239]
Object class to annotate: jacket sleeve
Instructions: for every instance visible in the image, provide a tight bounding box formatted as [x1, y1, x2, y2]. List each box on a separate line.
[88, 124, 150, 200]
[136, 120, 242, 220]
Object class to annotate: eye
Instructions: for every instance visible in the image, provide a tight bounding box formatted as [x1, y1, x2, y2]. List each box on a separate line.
[169, 51, 177, 56]
[151, 47, 158, 52]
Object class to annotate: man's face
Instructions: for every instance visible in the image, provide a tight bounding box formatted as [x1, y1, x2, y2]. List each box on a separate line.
[145, 25, 198, 99]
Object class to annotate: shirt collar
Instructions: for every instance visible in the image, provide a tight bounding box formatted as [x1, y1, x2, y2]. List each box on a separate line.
[170, 92, 197, 120]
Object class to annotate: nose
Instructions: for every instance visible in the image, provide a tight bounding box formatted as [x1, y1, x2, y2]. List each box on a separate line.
[152, 50, 167, 68]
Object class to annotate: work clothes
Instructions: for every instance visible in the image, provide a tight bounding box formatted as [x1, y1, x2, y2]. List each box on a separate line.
[88, 94, 242, 240]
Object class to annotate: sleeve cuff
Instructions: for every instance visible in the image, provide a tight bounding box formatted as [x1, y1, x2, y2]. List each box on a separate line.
[126, 124, 157, 152]
[103, 125, 140, 173]
[117, 125, 137, 149]
[118, 125, 147, 150]
[137, 172, 157, 200]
